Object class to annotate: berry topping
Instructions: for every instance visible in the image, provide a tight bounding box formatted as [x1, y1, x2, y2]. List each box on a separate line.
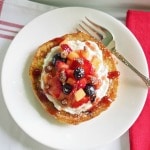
[51, 53, 66, 66]
[76, 58, 84, 65]
[84, 84, 96, 96]
[62, 83, 73, 95]
[60, 44, 72, 53]
[41, 39, 117, 111]
[47, 77, 62, 99]
[107, 71, 120, 79]
[82, 59, 94, 75]
[70, 59, 83, 69]
[76, 78, 87, 89]
[74, 67, 85, 80]
[71, 58, 94, 76]
[55, 61, 69, 71]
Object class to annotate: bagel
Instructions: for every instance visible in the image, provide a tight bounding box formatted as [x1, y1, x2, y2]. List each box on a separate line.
[29, 32, 119, 125]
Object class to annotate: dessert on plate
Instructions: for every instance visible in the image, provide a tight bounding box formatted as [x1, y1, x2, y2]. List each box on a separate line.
[29, 32, 119, 125]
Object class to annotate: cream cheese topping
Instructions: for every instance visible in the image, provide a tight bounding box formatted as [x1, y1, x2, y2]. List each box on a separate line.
[41, 40, 109, 114]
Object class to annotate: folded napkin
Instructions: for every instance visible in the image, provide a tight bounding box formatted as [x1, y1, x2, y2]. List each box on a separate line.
[126, 10, 150, 150]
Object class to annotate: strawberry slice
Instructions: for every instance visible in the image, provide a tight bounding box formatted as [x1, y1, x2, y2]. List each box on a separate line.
[55, 61, 69, 71]
[71, 97, 90, 108]
[48, 77, 62, 99]
[67, 77, 76, 86]
[83, 59, 94, 75]
[65, 69, 74, 78]
[70, 59, 83, 69]
[60, 44, 72, 53]
[76, 78, 87, 89]
[70, 58, 94, 76]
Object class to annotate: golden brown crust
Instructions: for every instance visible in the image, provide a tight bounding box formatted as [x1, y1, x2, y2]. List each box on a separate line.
[29, 32, 119, 125]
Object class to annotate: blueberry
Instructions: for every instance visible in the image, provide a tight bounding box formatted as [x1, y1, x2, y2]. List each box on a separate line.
[74, 67, 85, 80]
[62, 83, 73, 95]
[51, 53, 66, 66]
[84, 84, 96, 96]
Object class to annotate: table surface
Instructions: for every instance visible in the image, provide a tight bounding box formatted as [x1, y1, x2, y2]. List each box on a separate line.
[1, 0, 150, 149]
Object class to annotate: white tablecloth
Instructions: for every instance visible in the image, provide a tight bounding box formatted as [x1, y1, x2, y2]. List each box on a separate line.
[0, 0, 130, 149]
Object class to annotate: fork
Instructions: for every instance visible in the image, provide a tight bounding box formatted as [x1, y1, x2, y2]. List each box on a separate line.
[77, 17, 150, 88]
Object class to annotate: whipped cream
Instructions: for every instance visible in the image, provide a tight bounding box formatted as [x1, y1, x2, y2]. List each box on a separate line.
[41, 40, 109, 114]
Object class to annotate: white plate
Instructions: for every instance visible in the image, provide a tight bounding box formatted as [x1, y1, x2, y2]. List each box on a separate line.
[1, 7, 148, 150]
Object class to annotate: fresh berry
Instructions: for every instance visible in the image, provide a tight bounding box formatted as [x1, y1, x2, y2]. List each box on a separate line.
[71, 58, 94, 76]
[74, 67, 85, 80]
[55, 61, 69, 71]
[82, 59, 94, 75]
[67, 77, 76, 86]
[70, 58, 84, 69]
[84, 84, 96, 96]
[48, 77, 62, 98]
[62, 83, 73, 95]
[76, 78, 87, 89]
[51, 53, 66, 66]
[60, 44, 72, 53]
[87, 75, 102, 89]
[65, 69, 74, 78]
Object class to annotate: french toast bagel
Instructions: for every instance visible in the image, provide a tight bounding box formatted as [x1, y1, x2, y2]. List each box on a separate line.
[29, 32, 119, 125]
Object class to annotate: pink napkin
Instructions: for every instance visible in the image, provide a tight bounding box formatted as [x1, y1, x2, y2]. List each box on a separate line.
[126, 10, 150, 150]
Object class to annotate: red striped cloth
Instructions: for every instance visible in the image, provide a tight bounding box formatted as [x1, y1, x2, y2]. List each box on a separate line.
[126, 10, 150, 150]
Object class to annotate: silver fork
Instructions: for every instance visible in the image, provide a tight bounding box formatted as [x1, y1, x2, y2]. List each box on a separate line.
[77, 17, 150, 88]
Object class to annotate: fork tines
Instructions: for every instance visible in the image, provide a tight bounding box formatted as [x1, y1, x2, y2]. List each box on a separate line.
[76, 17, 107, 41]
[77, 17, 115, 50]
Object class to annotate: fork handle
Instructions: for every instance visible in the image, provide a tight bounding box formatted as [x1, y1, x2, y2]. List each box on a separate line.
[112, 50, 150, 87]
